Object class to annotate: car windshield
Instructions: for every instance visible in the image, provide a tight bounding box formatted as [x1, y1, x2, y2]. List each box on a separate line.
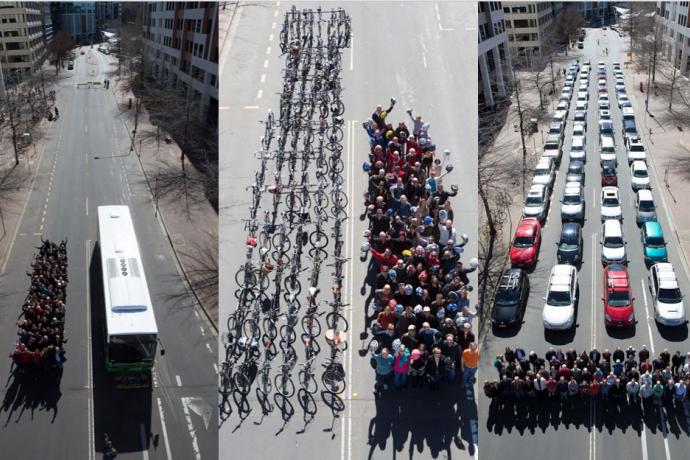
[602, 196, 619, 206]
[639, 201, 654, 212]
[646, 236, 665, 247]
[608, 289, 630, 307]
[549, 127, 560, 134]
[630, 144, 644, 152]
[564, 194, 581, 204]
[514, 236, 535, 248]
[494, 289, 517, 306]
[604, 236, 624, 248]
[658, 287, 682, 304]
[547, 290, 572, 306]
[633, 169, 648, 178]
[601, 123, 612, 132]
[559, 240, 578, 250]
[535, 168, 549, 176]
[572, 144, 583, 151]
[526, 195, 543, 205]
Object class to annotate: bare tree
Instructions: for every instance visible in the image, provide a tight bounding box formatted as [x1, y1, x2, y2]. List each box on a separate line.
[47, 30, 74, 75]
[554, 4, 585, 55]
[179, 232, 219, 313]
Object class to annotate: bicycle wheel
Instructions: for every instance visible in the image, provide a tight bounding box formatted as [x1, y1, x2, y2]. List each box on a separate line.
[327, 126, 344, 143]
[308, 246, 328, 261]
[242, 318, 261, 339]
[284, 276, 302, 296]
[258, 231, 272, 249]
[298, 369, 319, 394]
[272, 233, 292, 254]
[322, 369, 346, 394]
[326, 311, 349, 332]
[274, 373, 296, 398]
[321, 390, 345, 412]
[301, 315, 322, 336]
[233, 371, 253, 395]
[309, 230, 329, 249]
[262, 317, 278, 340]
[329, 157, 345, 174]
[331, 100, 345, 116]
[280, 325, 297, 344]
[234, 267, 256, 289]
[331, 190, 348, 210]
[256, 373, 273, 397]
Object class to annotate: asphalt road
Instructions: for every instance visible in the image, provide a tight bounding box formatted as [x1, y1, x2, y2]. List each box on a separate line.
[0, 48, 217, 459]
[480, 26, 690, 460]
[219, 2, 477, 459]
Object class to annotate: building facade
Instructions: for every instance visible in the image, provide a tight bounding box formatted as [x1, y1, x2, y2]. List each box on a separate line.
[479, 1, 513, 108]
[51, 2, 97, 44]
[504, 2, 563, 66]
[0, 1, 46, 81]
[95, 1, 119, 29]
[657, 1, 690, 75]
[578, 1, 607, 23]
[41, 2, 52, 45]
[141, 1, 219, 122]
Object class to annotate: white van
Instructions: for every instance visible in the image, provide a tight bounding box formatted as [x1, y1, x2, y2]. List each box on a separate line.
[601, 219, 627, 265]
[600, 136, 616, 168]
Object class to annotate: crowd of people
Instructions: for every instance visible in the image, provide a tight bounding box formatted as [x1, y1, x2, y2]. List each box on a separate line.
[9, 239, 68, 372]
[360, 99, 479, 393]
[485, 346, 690, 408]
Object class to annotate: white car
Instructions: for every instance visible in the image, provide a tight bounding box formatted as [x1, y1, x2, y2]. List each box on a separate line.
[532, 157, 556, 190]
[523, 184, 550, 222]
[570, 135, 586, 161]
[626, 137, 647, 163]
[578, 83, 588, 92]
[599, 109, 611, 119]
[598, 78, 607, 87]
[575, 99, 588, 111]
[556, 101, 569, 116]
[598, 95, 610, 109]
[615, 82, 626, 92]
[561, 184, 585, 221]
[562, 87, 573, 98]
[577, 90, 589, 101]
[601, 219, 627, 265]
[649, 263, 686, 326]
[600, 136, 616, 167]
[601, 186, 622, 220]
[543, 264, 578, 330]
[618, 94, 630, 108]
[572, 123, 586, 137]
[630, 160, 650, 190]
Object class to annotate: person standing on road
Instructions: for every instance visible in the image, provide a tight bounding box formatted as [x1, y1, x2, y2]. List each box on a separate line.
[627, 378, 641, 404]
[461, 342, 479, 387]
[393, 345, 411, 389]
[372, 98, 396, 131]
[426, 346, 445, 390]
[372, 347, 395, 392]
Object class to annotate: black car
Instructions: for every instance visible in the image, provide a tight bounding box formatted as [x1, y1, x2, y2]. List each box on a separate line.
[566, 160, 585, 184]
[557, 222, 583, 264]
[491, 269, 529, 327]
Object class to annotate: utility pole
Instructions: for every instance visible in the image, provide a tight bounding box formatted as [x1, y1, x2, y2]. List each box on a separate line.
[669, 65, 677, 111]
[513, 67, 528, 193]
[651, 19, 658, 85]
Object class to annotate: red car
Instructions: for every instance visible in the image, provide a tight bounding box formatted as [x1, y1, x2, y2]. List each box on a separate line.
[510, 218, 541, 268]
[603, 264, 635, 327]
[601, 167, 617, 186]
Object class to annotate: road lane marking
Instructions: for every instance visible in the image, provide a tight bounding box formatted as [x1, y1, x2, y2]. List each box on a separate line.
[266, 46, 272, 55]
[434, 3, 455, 31]
[274, 10, 279, 18]
[350, 35, 354, 71]
[181, 397, 202, 460]
[593, 188, 597, 209]
[271, 22, 276, 29]
[641, 426, 648, 460]
[244, 105, 259, 110]
[591, 232, 597, 348]
[156, 398, 173, 460]
[268, 33, 274, 42]
[423, 54, 427, 68]
[176, 375, 183, 387]
[213, 363, 219, 375]
[257, 89, 263, 99]
[347, 120, 356, 460]
[263, 59, 269, 68]
[139, 424, 150, 460]
[260, 74, 266, 83]
[640, 278, 655, 353]
[85, 196, 89, 216]
[219, 106, 230, 110]
[206, 343, 213, 354]
[200, 325, 206, 336]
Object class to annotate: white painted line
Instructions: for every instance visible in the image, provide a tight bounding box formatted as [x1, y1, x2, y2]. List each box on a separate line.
[176, 375, 183, 387]
[266, 46, 272, 55]
[206, 343, 213, 354]
[592, 188, 597, 209]
[85, 196, 89, 215]
[347, 120, 356, 460]
[257, 89, 263, 99]
[244, 105, 260, 110]
[139, 424, 150, 460]
[181, 398, 202, 460]
[200, 325, 206, 336]
[641, 426, 649, 460]
[260, 74, 266, 83]
[213, 363, 219, 375]
[156, 398, 173, 460]
[263, 59, 269, 68]
[86, 240, 95, 460]
[423, 54, 427, 68]
[194, 310, 200, 319]
[268, 33, 274, 42]
[640, 278, 655, 353]
[350, 35, 354, 71]
[591, 232, 597, 349]
[274, 10, 279, 18]
[271, 22, 276, 29]
[219, 106, 230, 110]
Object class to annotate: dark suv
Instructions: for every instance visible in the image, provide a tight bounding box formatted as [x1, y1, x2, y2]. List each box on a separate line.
[491, 269, 529, 328]
[557, 222, 583, 264]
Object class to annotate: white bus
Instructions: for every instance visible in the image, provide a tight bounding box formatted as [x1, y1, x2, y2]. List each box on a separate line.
[97, 206, 159, 379]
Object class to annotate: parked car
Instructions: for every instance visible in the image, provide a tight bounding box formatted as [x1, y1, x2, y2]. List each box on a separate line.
[603, 264, 635, 328]
[635, 189, 656, 224]
[641, 221, 668, 265]
[601, 166, 618, 186]
[561, 183, 585, 221]
[649, 263, 686, 326]
[601, 219, 627, 265]
[601, 186, 622, 221]
[626, 137, 647, 163]
[630, 160, 650, 190]
[566, 160, 585, 185]
[569, 135, 586, 161]
[532, 156, 556, 190]
[491, 268, 530, 328]
[557, 222, 583, 264]
[543, 264, 578, 330]
[522, 184, 550, 223]
[510, 217, 542, 268]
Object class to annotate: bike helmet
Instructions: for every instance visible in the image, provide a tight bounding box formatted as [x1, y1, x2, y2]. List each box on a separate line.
[395, 303, 404, 315]
[443, 149, 451, 157]
[447, 303, 458, 313]
[404, 284, 413, 296]
[361, 242, 370, 252]
[267, 184, 279, 193]
[423, 216, 433, 225]
[249, 338, 260, 351]
[445, 164, 454, 173]
[436, 308, 445, 320]
[369, 340, 379, 353]
[246, 236, 257, 247]
[413, 304, 423, 314]
[401, 249, 412, 257]
[260, 247, 269, 257]
[460, 233, 469, 244]
[415, 287, 423, 297]
[362, 229, 372, 238]
[238, 336, 249, 351]
[469, 257, 479, 269]
[388, 269, 397, 279]
[362, 161, 371, 171]
[386, 208, 394, 217]
[263, 261, 274, 272]
[392, 339, 401, 351]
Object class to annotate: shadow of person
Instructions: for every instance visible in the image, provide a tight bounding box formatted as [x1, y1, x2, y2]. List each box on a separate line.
[1, 366, 63, 426]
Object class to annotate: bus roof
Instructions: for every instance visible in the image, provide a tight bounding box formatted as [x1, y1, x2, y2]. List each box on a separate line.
[97, 206, 158, 337]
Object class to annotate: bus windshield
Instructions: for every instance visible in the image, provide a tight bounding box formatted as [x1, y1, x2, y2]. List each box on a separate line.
[108, 334, 157, 363]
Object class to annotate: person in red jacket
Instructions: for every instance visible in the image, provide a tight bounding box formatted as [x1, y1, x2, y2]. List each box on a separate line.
[370, 247, 399, 271]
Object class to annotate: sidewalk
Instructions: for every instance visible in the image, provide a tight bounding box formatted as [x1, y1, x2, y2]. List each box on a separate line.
[110, 74, 219, 328]
[623, 56, 690, 280]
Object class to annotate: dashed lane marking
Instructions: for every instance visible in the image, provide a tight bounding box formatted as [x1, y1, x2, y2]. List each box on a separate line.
[265, 46, 272, 55]
[257, 89, 263, 99]
[156, 398, 173, 460]
[244, 105, 260, 109]
[260, 74, 266, 83]
[263, 59, 269, 68]
[268, 33, 274, 42]
[176, 375, 183, 387]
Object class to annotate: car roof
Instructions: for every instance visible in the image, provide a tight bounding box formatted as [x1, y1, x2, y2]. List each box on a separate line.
[632, 160, 648, 170]
[638, 189, 653, 200]
[643, 221, 663, 236]
[606, 264, 630, 290]
[602, 186, 619, 197]
[653, 263, 679, 288]
[561, 222, 580, 236]
[528, 184, 545, 194]
[517, 219, 538, 236]
[603, 218, 622, 234]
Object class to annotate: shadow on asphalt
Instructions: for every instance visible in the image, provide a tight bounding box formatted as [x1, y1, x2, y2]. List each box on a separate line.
[606, 324, 637, 340]
[90, 243, 153, 456]
[485, 394, 690, 438]
[1, 367, 63, 425]
[655, 323, 689, 342]
[366, 384, 477, 459]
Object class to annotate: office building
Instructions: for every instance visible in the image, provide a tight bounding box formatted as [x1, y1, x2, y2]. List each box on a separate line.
[479, 1, 513, 108]
[657, 1, 690, 75]
[0, 2, 46, 81]
[141, 1, 219, 122]
[51, 2, 97, 44]
[503, 2, 563, 65]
